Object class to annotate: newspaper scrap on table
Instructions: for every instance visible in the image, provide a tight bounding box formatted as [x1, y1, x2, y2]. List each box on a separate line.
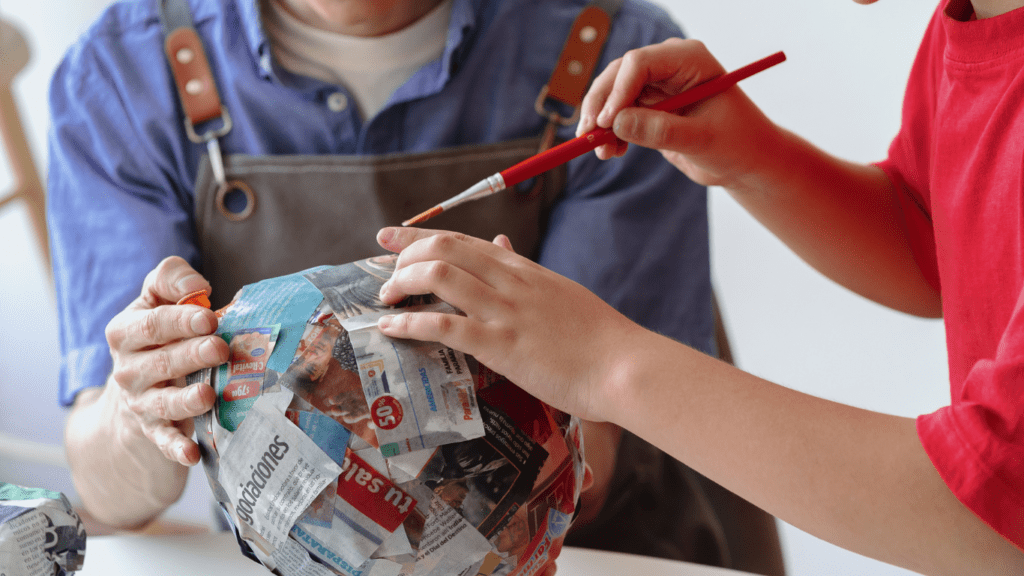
[0, 483, 86, 576]
[190, 255, 584, 576]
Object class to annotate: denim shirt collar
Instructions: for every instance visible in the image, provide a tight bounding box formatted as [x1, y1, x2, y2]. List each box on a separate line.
[233, 0, 482, 96]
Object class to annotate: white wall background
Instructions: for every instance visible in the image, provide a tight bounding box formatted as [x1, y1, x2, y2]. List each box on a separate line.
[0, 0, 947, 574]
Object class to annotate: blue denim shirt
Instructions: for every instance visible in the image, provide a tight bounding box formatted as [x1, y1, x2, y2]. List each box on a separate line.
[47, 0, 713, 406]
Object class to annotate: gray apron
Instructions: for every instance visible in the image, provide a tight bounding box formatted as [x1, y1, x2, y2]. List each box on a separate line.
[192, 139, 562, 309]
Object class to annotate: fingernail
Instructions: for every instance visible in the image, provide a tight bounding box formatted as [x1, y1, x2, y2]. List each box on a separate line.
[191, 311, 213, 334]
[613, 115, 630, 138]
[199, 338, 220, 363]
[378, 227, 396, 247]
[175, 273, 204, 294]
[377, 315, 393, 329]
[597, 107, 611, 127]
[378, 280, 390, 301]
[188, 384, 204, 408]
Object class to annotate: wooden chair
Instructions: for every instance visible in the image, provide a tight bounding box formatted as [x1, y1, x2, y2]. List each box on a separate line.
[0, 16, 49, 273]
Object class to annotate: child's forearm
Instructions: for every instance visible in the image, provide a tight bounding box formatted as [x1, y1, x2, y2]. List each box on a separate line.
[723, 125, 941, 317]
[606, 332, 1023, 576]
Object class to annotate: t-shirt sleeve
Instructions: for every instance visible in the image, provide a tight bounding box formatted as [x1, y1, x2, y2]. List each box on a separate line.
[917, 284, 1024, 549]
[873, 3, 946, 293]
[48, 29, 200, 406]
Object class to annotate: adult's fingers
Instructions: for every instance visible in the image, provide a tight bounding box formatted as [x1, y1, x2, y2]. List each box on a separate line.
[146, 418, 203, 466]
[106, 303, 219, 353]
[112, 335, 227, 391]
[135, 256, 212, 310]
[128, 381, 217, 426]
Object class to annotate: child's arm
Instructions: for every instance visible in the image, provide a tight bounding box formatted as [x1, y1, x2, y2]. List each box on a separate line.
[374, 228, 1024, 575]
[580, 38, 941, 317]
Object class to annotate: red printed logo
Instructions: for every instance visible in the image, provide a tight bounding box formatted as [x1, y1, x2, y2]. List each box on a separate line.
[337, 450, 416, 532]
[223, 378, 260, 401]
[371, 396, 403, 430]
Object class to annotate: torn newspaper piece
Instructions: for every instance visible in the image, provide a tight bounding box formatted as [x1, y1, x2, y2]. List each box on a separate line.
[191, 255, 584, 576]
[0, 484, 86, 576]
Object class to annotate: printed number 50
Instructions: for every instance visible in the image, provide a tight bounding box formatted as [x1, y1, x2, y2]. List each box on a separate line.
[371, 396, 403, 430]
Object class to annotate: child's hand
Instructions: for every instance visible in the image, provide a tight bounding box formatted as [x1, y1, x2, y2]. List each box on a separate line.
[578, 38, 779, 191]
[375, 227, 644, 424]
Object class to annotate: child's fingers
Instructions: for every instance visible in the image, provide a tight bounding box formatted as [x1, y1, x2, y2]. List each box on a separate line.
[379, 259, 495, 318]
[492, 234, 514, 252]
[578, 57, 624, 135]
[377, 312, 496, 366]
[612, 107, 708, 156]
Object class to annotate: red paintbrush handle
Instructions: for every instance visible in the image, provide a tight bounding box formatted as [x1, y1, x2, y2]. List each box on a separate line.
[500, 127, 617, 188]
[499, 51, 786, 189]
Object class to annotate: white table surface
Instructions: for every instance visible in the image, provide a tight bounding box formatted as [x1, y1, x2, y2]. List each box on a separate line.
[76, 531, 750, 576]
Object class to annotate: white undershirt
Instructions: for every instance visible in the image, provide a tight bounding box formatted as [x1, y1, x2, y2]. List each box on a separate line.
[262, 0, 452, 119]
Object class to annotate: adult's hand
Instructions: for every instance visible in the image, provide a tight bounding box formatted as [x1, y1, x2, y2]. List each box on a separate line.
[65, 256, 229, 528]
[375, 227, 644, 424]
[103, 256, 228, 464]
[578, 38, 779, 191]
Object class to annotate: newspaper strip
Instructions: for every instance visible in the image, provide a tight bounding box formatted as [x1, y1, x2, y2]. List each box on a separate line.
[416, 398, 549, 539]
[286, 406, 353, 469]
[341, 304, 485, 457]
[219, 390, 341, 550]
[293, 448, 418, 572]
[400, 483, 491, 576]
[214, 267, 328, 431]
[0, 484, 85, 576]
[508, 508, 572, 576]
[222, 325, 280, 400]
[258, 537, 338, 576]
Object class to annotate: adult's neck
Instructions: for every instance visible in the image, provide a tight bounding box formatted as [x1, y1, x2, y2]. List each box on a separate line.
[275, 0, 445, 37]
[972, 0, 1024, 18]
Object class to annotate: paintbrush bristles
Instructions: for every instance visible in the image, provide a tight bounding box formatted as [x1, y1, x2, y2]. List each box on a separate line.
[402, 205, 444, 227]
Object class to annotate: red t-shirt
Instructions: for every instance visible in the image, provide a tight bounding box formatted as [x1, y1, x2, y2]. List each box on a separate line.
[876, 0, 1024, 550]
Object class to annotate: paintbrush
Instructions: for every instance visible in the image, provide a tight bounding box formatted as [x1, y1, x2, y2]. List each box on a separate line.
[402, 50, 786, 227]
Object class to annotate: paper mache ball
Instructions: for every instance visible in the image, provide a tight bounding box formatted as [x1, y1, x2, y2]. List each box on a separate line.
[191, 255, 585, 576]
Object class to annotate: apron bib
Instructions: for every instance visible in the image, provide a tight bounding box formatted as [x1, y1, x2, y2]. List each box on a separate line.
[192, 137, 562, 309]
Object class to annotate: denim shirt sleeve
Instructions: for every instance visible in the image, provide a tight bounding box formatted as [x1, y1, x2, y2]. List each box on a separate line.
[537, 4, 715, 355]
[47, 26, 200, 406]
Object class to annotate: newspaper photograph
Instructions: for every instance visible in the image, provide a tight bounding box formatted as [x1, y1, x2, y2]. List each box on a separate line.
[279, 319, 379, 449]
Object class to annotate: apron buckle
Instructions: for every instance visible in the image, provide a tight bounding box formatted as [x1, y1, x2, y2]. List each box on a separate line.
[534, 84, 580, 127]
